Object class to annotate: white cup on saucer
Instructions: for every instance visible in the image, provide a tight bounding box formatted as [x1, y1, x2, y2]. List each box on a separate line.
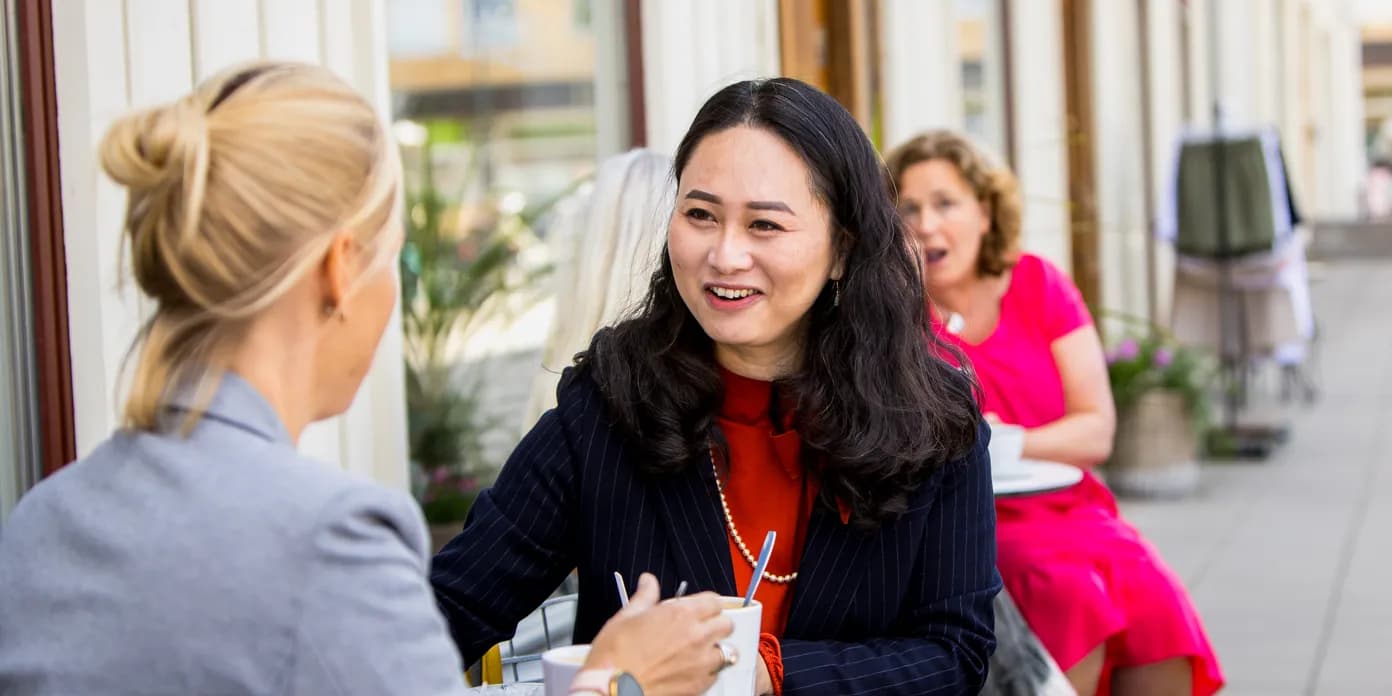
[988, 423, 1027, 480]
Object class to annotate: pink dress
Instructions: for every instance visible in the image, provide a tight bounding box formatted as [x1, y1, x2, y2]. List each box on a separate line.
[935, 254, 1223, 696]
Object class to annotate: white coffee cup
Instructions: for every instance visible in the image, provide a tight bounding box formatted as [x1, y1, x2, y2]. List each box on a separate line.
[543, 598, 762, 696]
[542, 644, 591, 696]
[988, 423, 1027, 480]
[703, 598, 763, 696]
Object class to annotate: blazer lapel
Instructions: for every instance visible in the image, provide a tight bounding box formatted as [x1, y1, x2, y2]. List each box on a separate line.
[653, 455, 738, 597]
[784, 503, 873, 638]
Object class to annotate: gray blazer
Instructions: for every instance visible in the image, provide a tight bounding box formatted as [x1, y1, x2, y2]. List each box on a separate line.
[0, 374, 470, 695]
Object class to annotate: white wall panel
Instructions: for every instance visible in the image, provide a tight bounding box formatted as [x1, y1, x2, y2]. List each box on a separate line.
[191, 0, 261, 79]
[1007, 0, 1070, 271]
[259, 0, 321, 63]
[878, 0, 959, 148]
[1091, 0, 1148, 321]
[318, 0, 356, 79]
[54, 0, 138, 454]
[125, 0, 194, 106]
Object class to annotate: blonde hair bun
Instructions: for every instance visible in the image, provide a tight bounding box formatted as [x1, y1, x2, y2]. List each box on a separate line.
[100, 97, 210, 193]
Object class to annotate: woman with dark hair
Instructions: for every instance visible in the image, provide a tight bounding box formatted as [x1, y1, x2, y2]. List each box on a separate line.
[433, 78, 999, 695]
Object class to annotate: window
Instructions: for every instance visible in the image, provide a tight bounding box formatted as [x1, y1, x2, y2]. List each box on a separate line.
[385, 0, 632, 524]
[956, 0, 1009, 160]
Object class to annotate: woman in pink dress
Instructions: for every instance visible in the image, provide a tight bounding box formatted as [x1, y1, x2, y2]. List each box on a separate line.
[885, 131, 1224, 696]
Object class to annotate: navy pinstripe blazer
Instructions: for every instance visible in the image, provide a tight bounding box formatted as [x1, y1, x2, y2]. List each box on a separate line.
[432, 369, 1001, 694]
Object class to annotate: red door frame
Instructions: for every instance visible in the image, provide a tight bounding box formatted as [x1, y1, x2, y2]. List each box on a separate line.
[17, 0, 76, 476]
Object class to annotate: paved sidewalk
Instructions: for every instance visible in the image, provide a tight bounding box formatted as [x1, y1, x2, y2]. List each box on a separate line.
[1120, 259, 1392, 695]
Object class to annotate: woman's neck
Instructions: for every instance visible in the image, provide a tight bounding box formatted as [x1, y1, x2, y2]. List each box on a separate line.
[927, 272, 1013, 342]
[928, 278, 980, 319]
[714, 341, 802, 382]
[928, 272, 1007, 320]
[228, 319, 320, 444]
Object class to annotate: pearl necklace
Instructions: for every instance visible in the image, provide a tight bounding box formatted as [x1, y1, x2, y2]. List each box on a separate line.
[708, 443, 799, 584]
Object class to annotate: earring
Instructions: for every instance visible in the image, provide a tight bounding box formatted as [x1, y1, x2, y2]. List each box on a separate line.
[833, 280, 841, 308]
[322, 302, 345, 321]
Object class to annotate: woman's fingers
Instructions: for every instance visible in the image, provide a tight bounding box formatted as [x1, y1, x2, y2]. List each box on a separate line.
[622, 573, 660, 612]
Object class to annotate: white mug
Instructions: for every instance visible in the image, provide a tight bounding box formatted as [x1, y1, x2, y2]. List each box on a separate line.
[542, 644, 591, 696]
[988, 423, 1027, 480]
[703, 598, 763, 696]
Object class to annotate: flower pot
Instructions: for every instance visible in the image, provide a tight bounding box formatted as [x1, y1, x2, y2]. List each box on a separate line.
[1107, 389, 1200, 498]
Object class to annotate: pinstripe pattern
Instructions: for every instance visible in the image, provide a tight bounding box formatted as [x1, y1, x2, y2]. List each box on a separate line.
[432, 370, 1001, 694]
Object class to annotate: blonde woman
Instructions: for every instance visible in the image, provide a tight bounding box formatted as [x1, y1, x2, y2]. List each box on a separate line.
[0, 62, 729, 696]
[524, 148, 673, 425]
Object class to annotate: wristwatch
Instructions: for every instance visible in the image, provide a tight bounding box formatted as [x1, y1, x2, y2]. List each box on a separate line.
[568, 668, 644, 696]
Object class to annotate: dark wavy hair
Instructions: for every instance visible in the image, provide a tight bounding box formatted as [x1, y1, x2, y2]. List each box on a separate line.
[571, 78, 980, 531]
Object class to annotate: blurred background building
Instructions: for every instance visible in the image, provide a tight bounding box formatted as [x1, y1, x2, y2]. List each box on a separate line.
[0, 0, 1382, 517]
[8, 1, 1392, 690]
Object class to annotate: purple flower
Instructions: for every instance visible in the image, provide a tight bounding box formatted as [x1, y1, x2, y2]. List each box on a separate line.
[1115, 338, 1140, 361]
[456, 239, 478, 262]
[431, 467, 452, 484]
[1153, 347, 1173, 368]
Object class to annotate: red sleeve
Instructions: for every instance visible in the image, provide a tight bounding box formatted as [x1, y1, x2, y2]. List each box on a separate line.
[1024, 254, 1093, 341]
[759, 633, 784, 695]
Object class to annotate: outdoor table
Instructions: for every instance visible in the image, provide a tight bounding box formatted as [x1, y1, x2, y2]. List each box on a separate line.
[984, 460, 1084, 696]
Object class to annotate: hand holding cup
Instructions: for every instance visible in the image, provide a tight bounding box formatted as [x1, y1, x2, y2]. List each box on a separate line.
[585, 573, 735, 695]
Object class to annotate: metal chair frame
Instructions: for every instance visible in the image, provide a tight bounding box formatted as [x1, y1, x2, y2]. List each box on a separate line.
[481, 593, 580, 684]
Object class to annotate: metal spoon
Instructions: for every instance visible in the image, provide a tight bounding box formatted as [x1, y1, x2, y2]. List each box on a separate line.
[614, 571, 629, 608]
[743, 531, 777, 608]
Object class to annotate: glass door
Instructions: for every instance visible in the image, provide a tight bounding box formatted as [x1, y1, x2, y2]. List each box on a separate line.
[384, 0, 635, 520]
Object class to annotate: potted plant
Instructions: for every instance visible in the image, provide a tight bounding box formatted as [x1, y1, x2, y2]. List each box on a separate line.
[1105, 328, 1212, 498]
[397, 119, 554, 550]
[406, 366, 491, 551]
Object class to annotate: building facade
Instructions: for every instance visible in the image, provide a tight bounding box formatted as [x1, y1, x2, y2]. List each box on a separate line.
[0, 0, 1371, 519]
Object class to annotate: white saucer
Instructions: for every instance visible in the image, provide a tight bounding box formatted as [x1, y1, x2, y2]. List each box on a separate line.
[992, 459, 1084, 496]
[991, 464, 1032, 481]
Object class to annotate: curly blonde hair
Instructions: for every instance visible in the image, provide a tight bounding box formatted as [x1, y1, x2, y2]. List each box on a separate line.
[884, 130, 1022, 277]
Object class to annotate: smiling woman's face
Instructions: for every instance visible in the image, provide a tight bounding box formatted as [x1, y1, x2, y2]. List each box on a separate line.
[667, 125, 841, 376]
[896, 158, 991, 292]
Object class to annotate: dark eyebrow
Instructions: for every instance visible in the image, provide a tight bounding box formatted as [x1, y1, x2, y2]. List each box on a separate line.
[684, 189, 794, 214]
[684, 189, 722, 205]
[748, 200, 794, 214]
